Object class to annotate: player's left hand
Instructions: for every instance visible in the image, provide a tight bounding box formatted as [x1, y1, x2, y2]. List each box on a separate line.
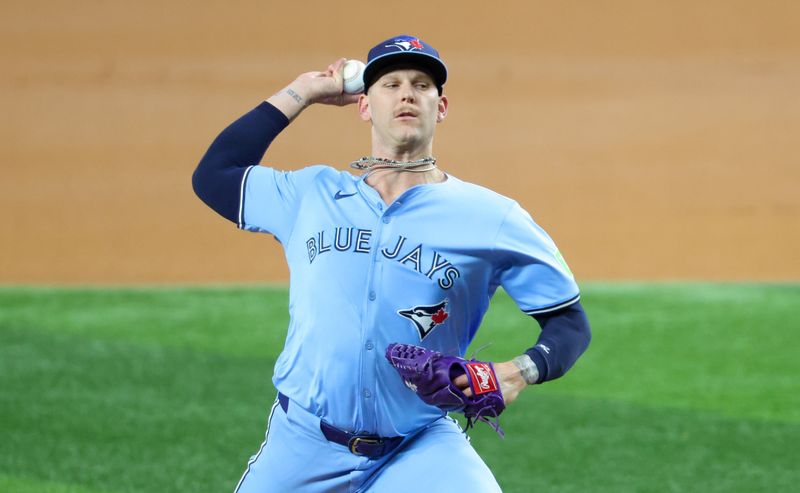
[386, 343, 508, 434]
[455, 360, 527, 405]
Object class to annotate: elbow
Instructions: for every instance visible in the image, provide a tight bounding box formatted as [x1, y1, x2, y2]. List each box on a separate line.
[572, 302, 592, 356]
[190, 159, 245, 224]
[580, 320, 592, 354]
[191, 165, 206, 201]
[192, 155, 219, 205]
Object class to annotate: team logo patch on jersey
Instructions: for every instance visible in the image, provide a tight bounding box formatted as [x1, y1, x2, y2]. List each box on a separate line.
[397, 299, 449, 341]
[465, 362, 499, 395]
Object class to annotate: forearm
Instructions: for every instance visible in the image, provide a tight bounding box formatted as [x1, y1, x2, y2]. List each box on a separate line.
[266, 85, 313, 122]
[469, 303, 590, 406]
[525, 301, 592, 384]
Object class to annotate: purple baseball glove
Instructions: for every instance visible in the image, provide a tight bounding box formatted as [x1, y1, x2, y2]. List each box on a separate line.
[385, 343, 506, 436]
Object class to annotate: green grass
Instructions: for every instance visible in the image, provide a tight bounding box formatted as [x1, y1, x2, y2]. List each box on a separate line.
[1, 283, 798, 492]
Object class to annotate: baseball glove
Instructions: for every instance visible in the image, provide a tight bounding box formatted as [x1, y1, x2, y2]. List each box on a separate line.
[385, 343, 506, 436]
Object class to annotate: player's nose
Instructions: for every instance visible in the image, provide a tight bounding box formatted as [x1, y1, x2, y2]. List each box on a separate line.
[399, 82, 415, 102]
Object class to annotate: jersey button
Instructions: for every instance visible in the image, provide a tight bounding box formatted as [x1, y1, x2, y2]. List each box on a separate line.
[365, 341, 374, 350]
[368, 291, 376, 301]
[363, 389, 372, 398]
[382, 217, 390, 224]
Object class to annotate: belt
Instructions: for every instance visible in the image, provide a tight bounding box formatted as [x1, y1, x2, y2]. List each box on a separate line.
[277, 392, 404, 460]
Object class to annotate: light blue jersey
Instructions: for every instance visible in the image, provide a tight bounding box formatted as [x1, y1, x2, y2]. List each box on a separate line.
[240, 165, 579, 437]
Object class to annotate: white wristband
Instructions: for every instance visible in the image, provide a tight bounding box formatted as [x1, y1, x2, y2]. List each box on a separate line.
[512, 354, 540, 385]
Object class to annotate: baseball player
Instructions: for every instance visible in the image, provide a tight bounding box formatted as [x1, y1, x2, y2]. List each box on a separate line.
[193, 35, 591, 493]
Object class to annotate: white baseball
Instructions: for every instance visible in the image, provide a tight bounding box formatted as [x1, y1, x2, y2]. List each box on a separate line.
[342, 59, 366, 94]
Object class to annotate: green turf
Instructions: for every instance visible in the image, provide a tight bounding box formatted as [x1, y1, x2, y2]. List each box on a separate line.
[1, 283, 798, 492]
[0, 473, 110, 493]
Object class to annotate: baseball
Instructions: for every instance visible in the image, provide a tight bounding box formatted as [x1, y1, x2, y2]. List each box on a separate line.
[342, 59, 366, 94]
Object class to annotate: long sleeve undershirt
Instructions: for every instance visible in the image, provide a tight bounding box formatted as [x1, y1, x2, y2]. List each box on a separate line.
[527, 301, 591, 383]
[192, 102, 289, 223]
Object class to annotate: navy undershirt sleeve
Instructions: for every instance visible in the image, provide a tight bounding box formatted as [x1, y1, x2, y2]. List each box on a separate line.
[525, 301, 591, 383]
[192, 102, 290, 223]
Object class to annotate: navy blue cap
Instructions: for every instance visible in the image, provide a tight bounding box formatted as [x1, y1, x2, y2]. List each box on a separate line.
[363, 35, 448, 94]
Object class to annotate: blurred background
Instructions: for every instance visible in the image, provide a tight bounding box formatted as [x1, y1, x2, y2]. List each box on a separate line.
[2, 0, 798, 284]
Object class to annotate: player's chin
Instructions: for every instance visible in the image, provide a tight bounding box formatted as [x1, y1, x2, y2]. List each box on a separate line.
[391, 122, 429, 141]
[391, 118, 421, 131]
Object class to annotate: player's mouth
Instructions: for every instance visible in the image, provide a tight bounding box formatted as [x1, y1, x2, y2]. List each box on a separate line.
[394, 109, 418, 120]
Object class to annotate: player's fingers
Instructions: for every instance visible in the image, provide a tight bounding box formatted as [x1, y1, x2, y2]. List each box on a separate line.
[454, 374, 472, 396]
[330, 57, 347, 73]
[325, 58, 346, 77]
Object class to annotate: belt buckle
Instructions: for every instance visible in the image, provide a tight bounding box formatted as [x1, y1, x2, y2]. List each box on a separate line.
[348, 436, 382, 456]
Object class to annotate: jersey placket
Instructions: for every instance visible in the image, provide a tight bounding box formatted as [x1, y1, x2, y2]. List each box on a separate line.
[355, 182, 406, 433]
[354, 185, 387, 433]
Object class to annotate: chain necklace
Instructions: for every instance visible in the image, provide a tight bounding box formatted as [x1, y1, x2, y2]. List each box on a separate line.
[349, 156, 437, 173]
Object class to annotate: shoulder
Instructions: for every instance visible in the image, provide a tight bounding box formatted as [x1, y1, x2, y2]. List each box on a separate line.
[443, 174, 519, 217]
[297, 164, 357, 181]
[443, 175, 556, 243]
[289, 164, 338, 181]
[447, 174, 514, 201]
[250, 164, 356, 187]
[297, 165, 361, 191]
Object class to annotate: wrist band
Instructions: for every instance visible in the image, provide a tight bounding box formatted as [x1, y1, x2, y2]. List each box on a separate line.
[512, 354, 540, 385]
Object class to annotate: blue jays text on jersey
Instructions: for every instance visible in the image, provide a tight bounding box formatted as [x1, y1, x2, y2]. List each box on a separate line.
[305, 227, 462, 290]
[239, 164, 579, 437]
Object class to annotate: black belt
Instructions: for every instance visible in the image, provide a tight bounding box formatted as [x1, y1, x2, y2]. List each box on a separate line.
[278, 392, 404, 459]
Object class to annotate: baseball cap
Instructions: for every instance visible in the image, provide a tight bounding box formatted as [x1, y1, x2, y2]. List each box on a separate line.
[362, 35, 448, 94]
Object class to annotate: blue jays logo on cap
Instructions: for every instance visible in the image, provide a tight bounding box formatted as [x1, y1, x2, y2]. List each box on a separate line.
[363, 34, 448, 94]
[385, 37, 425, 52]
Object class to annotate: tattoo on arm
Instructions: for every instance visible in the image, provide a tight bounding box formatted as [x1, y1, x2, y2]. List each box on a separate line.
[286, 88, 303, 104]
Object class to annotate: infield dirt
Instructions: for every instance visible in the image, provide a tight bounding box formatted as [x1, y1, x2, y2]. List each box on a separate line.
[1, 1, 798, 283]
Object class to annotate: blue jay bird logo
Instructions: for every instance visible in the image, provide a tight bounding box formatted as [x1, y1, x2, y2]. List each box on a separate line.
[397, 299, 449, 341]
[386, 38, 424, 52]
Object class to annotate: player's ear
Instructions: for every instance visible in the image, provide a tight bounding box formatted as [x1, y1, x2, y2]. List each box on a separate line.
[358, 94, 371, 122]
[436, 95, 448, 123]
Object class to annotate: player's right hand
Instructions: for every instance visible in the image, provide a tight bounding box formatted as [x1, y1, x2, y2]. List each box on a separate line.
[290, 58, 361, 107]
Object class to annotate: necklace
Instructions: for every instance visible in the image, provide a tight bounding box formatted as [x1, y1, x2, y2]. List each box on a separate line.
[349, 156, 437, 172]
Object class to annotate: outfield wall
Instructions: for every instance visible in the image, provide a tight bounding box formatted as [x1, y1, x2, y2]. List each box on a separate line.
[1, 1, 798, 283]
